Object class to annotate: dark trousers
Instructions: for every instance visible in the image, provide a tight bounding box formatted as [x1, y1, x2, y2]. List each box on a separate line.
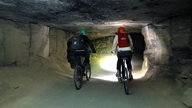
[74, 52, 90, 67]
[117, 51, 132, 72]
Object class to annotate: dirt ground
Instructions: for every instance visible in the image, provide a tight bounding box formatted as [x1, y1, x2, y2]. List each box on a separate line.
[0, 63, 187, 108]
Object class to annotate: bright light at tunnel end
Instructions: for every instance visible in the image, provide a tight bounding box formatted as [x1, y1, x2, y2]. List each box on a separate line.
[96, 55, 148, 81]
[99, 55, 117, 72]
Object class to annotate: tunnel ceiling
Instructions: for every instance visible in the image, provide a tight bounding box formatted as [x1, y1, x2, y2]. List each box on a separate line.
[0, 0, 191, 37]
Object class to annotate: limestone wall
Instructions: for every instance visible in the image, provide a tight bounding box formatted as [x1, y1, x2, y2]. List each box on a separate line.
[141, 25, 171, 79]
[30, 24, 49, 58]
[0, 18, 73, 74]
[169, 16, 192, 87]
[141, 16, 192, 87]
[0, 19, 51, 66]
[0, 20, 30, 66]
[49, 28, 71, 58]
[49, 28, 73, 74]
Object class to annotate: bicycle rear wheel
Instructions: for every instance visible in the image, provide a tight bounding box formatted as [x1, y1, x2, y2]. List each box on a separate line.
[74, 66, 82, 90]
[85, 64, 91, 81]
[123, 68, 130, 95]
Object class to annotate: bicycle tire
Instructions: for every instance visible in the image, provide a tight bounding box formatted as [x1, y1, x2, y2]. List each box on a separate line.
[85, 64, 91, 81]
[74, 66, 82, 90]
[123, 68, 130, 95]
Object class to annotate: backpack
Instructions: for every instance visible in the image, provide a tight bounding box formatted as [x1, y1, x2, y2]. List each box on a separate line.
[117, 33, 130, 48]
[70, 36, 85, 50]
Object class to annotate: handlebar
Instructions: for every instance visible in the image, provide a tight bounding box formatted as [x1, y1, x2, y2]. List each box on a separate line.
[74, 50, 95, 54]
[74, 50, 86, 52]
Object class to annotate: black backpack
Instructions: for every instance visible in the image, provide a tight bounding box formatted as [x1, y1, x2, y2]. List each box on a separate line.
[70, 36, 85, 51]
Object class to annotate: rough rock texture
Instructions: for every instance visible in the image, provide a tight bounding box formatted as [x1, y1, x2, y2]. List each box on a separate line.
[168, 16, 192, 88]
[30, 24, 49, 58]
[141, 24, 171, 79]
[48, 27, 73, 76]
[0, 0, 191, 36]
[0, 19, 72, 68]
[0, 19, 29, 66]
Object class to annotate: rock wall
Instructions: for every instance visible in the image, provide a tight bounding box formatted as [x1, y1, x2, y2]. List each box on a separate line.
[141, 25, 171, 79]
[141, 16, 192, 88]
[0, 19, 62, 66]
[49, 28, 73, 75]
[0, 20, 30, 66]
[169, 16, 192, 88]
[49, 28, 71, 58]
[30, 24, 49, 58]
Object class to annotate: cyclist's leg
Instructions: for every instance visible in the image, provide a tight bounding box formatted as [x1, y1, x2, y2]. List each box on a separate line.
[126, 51, 132, 70]
[74, 53, 81, 66]
[121, 59, 125, 78]
[83, 53, 90, 75]
[84, 53, 90, 65]
[75, 52, 84, 74]
[125, 51, 133, 80]
[83, 53, 91, 80]
[116, 52, 123, 77]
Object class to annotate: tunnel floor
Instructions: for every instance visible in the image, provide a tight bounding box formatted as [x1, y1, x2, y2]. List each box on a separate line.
[0, 65, 186, 108]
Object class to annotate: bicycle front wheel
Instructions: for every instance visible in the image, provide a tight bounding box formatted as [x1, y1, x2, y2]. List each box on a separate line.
[123, 68, 130, 95]
[74, 66, 82, 90]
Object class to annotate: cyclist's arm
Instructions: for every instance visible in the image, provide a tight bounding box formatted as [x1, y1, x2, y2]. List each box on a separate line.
[111, 35, 118, 53]
[87, 38, 96, 53]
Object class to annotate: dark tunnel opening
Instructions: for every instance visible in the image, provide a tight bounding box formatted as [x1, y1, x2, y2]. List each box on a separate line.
[130, 32, 146, 71]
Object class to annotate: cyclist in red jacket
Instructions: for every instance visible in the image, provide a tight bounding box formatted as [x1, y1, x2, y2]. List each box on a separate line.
[111, 27, 133, 81]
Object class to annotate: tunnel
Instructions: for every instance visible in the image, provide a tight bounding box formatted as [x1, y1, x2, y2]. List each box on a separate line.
[0, 0, 192, 108]
[86, 32, 147, 81]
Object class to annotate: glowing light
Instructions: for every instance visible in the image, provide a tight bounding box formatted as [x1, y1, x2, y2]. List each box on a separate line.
[99, 55, 117, 72]
[94, 68, 148, 82]
[94, 74, 118, 82]
[96, 55, 149, 81]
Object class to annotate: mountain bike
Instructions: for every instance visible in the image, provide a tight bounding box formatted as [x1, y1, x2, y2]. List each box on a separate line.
[74, 52, 91, 90]
[118, 57, 130, 95]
